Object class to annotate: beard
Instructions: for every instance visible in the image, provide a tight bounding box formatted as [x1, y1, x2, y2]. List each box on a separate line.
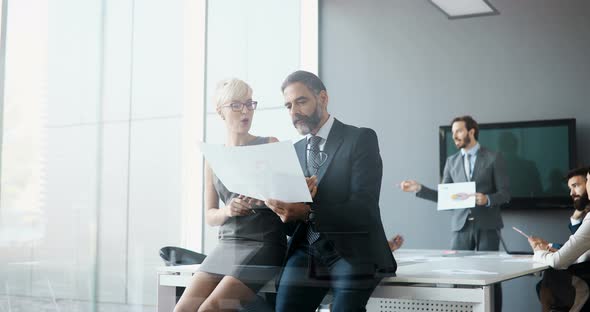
[293, 102, 322, 135]
[455, 135, 472, 149]
[573, 192, 590, 211]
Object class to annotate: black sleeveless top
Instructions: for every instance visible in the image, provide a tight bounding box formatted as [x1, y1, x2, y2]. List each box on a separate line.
[212, 136, 286, 246]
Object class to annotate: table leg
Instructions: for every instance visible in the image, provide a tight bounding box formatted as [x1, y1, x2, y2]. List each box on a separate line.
[157, 273, 178, 312]
[473, 285, 493, 312]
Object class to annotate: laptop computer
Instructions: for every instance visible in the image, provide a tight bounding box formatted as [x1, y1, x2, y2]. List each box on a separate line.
[499, 235, 533, 255]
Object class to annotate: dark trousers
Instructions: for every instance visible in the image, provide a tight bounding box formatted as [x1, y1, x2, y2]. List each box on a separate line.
[451, 220, 502, 312]
[275, 238, 381, 312]
[535, 264, 590, 311]
[536, 269, 577, 311]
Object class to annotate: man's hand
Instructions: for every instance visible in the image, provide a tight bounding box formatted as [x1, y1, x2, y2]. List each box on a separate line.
[265, 199, 311, 223]
[475, 193, 488, 206]
[399, 180, 422, 193]
[572, 207, 590, 221]
[306, 175, 318, 198]
[388, 235, 404, 251]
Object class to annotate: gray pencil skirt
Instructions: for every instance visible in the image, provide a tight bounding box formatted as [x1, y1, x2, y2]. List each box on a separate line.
[199, 239, 286, 293]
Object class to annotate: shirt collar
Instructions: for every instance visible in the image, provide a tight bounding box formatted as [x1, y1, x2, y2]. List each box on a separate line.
[461, 142, 480, 157]
[306, 114, 334, 142]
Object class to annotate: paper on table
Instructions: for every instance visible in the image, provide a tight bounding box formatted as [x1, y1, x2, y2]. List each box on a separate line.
[467, 254, 511, 259]
[200, 141, 312, 203]
[432, 269, 498, 275]
[502, 258, 534, 263]
[395, 256, 448, 263]
[437, 182, 476, 210]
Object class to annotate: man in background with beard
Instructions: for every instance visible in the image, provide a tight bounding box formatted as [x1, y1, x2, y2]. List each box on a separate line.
[529, 167, 590, 311]
[399, 115, 510, 312]
[531, 167, 590, 251]
[400, 116, 510, 252]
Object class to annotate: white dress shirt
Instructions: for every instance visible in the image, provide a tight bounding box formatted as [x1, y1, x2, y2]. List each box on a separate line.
[571, 217, 583, 227]
[460, 143, 480, 180]
[305, 115, 334, 158]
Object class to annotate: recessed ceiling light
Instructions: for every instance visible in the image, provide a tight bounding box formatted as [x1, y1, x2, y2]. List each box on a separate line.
[429, 0, 499, 19]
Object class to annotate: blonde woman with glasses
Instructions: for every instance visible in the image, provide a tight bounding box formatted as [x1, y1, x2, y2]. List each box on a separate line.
[174, 79, 286, 312]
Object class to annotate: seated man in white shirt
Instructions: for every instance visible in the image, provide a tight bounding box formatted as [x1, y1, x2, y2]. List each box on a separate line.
[529, 167, 590, 312]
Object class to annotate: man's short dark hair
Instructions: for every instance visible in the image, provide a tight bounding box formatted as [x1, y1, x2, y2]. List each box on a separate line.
[281, 70, 326, 95]
[565, 167, 590, 181]
[451, 115, 479, 140]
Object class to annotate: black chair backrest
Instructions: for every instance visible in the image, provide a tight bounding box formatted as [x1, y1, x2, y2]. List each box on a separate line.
[159, 246, 206, 266]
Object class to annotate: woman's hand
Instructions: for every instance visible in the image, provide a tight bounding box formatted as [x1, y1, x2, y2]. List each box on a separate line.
[245, 196, 264, 208]
[224, 195, 254, 217]
[528, 236, 556, 252]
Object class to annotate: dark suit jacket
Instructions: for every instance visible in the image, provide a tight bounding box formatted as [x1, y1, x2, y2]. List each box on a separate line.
[285, 119, 396, 274]
[570, 222, 582, 235]
[416, 146, 510, 232]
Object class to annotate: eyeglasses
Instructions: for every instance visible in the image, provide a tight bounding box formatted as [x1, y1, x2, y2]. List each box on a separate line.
[222, 100, 258, 112]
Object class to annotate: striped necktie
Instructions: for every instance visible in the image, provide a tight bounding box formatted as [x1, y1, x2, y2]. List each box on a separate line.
[464, 153, 472, 181]
[306, 135, 322, 244]
[307, 135, 322, 176]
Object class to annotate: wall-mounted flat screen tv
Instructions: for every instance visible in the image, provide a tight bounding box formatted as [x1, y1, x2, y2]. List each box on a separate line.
[439, 119, 577, 209]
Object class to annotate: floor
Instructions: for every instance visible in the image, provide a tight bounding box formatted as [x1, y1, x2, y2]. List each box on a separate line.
[0, 296, 155, 312]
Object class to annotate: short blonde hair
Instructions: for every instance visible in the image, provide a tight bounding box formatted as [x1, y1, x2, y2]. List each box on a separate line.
[214, 78, 252, 113]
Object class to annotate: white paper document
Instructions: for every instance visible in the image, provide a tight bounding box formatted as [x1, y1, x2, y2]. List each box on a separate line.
[432, 269, 498, 275]
[200, 141, 312, 203]
[395, 256, 448, 263]
[437, 182, 476, 210]
[502, 258, 534, 263]
[468, 254, 512, 259]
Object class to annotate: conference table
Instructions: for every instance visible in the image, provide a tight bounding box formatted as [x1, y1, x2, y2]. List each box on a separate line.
[156, 249, 548, 312]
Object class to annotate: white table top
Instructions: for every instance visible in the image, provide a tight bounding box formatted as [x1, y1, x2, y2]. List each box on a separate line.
[386, 249, 548, 285]
[158, 264, 201, 274]
[157, 249, 549, 287]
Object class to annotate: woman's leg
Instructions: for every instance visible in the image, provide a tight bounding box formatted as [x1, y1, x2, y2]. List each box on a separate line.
[198, 276, 257, 312]
[174, 271, 223, 312]
[570, 276, 589, 312]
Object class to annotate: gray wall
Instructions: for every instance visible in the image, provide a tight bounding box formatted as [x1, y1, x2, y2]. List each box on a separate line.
[319, 0, 590, 310]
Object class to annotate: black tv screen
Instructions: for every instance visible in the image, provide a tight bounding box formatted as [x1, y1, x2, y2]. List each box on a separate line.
[439, 119, 577, 209]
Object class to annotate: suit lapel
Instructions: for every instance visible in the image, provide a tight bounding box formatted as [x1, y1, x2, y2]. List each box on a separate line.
[471, 147, 486, 181]
[316, 119, 345, 184]
[460, 154, 470, 182]
[452, 153, 468, 182]
[294, 139, 309, 177]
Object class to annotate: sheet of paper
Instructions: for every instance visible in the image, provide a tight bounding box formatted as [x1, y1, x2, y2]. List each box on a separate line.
[395, 256, 437, 263]
[432, 269, 498, 275]
[437, 182, 476, 210]
[502, 258, 534, 263]
[200, 141, 312, 203]
[467, 254, 512, 259]
[394, 256, 452, 263]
